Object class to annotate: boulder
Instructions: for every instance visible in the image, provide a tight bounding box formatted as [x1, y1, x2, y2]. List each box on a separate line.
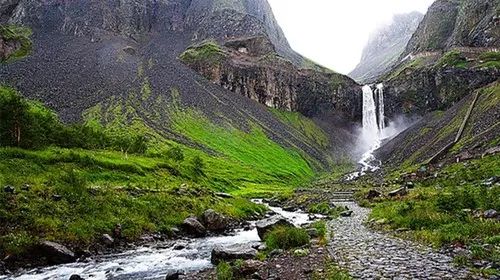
[202, 209, 228, 232]
[165, 271, 183, 280]
[255, 215, 294, 240]
[340, 210, 353, 217]
[366, 189, 381, 199]
[388, 187, 408, 197]
[182, 217, 206, 237]
[211, 244, 257, 264]
[236, 260, 264, 276]
[69, 275, 84, 280]
[3, 185, 14, 194]
[215, 192, 233, 199]
[39, 241, 76, 264]
[51, 194, 63, 201]
[173, 242, 187, 250]
[306, 228, 319, 238]
[483, 209, 498, 219]
[101, 234, 114, 246]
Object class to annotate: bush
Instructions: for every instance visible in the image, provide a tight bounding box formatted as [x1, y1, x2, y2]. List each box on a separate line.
[166, 146, 184, 162]
[216, 261, 233, 280]
[312, 220, 327, 239]
[191, 156, 205, 176]
[265, 226, 310, 250]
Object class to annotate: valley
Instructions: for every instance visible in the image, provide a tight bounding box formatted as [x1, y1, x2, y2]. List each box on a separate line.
[0, 0, 498, 279]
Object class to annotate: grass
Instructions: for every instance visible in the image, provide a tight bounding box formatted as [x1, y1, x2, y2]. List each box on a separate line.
[436, 51, 468, 69]
[478, 51, 500, 69]
[264, 226, 310, 250]
[271, 109, 329, 149]
[312, 257, 352, 280]
[369, 155, 500, 273]
[179, 41, 227, 64]
[0, 146, 269, 256]
[0, 25, 32, 62]
[216, 261, 234, 280]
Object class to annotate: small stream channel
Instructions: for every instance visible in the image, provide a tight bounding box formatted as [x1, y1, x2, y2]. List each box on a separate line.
[1, 201, 314, 280]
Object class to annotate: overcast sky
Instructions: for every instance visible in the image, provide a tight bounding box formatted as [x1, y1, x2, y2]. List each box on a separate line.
[267, 0, 435, 74]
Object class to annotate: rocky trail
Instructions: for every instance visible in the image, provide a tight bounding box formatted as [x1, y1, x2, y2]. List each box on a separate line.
[327, 192, 481, 280]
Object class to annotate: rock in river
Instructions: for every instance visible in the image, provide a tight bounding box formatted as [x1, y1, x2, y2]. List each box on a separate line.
[182, 217, 207, 237]
[202, 209, 228, 232]
[255, 215, 294, 240]
[211, 244, 257, 264]
[38, 241, 76, 264]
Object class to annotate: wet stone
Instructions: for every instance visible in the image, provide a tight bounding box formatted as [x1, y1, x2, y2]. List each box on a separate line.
[328, 202, 478, 279]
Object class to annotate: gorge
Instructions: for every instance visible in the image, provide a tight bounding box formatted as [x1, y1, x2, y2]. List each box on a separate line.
[0, 0, 498, 279]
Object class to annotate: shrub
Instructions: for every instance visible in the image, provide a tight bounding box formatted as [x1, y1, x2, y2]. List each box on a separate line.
[166, 146, 184, 162]
[265, 226, 310, 250]
[216, 261, 233, 280]
[312, 220, 327, 239]
[191, 155, 205, 176]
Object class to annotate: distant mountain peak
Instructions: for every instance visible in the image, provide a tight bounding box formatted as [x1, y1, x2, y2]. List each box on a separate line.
[349, 11, 424, 83]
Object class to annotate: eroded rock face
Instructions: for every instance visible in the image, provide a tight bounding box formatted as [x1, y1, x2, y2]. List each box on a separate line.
[182, 37, 361, 120]
[382, 67, 499, 118]
[403, 0, 499, 57]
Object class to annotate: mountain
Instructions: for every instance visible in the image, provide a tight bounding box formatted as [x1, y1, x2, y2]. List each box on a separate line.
[0, 0, 361, 168]
[349, 12, 423, 83]
[376, 0, 499, 166]
[402, 0, 499, 58]
[378, 0, 499, 119]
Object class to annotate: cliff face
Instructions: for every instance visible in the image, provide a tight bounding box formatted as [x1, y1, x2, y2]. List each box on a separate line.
[181, 37, 361, 120]
[349, 12, 423, 83]
[380, 0, 500, 118]
[402, 0, 499, 57]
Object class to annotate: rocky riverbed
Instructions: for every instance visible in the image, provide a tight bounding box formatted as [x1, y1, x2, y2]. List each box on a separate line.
[328, 202, 483, 280]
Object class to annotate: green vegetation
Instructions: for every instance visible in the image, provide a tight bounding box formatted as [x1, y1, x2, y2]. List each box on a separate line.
[0, 25, 32, 62]
[311, 220, 327, 244]
[179, 41, 226, 64]
[308, 202, 343, 217]
[386, 58, 424, 80]
[271, 109, 329, 149]
[264, 226, 310, 250]
[312, 257, 352, 280]
[478, 51, 500, 69]
[436, 51, 468, 69]
[369, 155, 500, 273]
[216, 261, 234, 280]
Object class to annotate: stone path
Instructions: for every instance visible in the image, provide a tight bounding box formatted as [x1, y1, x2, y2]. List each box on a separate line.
[328, 202, 482, 280]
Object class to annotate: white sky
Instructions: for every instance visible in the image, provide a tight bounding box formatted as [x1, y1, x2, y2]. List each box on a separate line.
[267, 0, 435, 74]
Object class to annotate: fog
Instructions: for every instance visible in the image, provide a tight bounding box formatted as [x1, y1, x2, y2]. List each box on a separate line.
[267, 0, 435, 74]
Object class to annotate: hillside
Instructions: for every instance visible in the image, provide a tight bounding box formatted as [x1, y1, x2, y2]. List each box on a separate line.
[0, 0, 361, 272]
[349, 12, 423, 83]
[378, 0, 499, 119]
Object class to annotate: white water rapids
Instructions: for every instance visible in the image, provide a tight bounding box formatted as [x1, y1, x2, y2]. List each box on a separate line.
[1, 202, 315, 280]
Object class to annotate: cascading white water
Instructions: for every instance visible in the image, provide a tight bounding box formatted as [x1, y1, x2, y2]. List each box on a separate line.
[376, 83, 385, 131]
[357, 84, 386, 175]
[362, 85, 379, 137]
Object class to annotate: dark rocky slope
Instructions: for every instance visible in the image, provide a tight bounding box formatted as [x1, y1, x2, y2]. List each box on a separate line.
[377, 81, 499, 169]
[379, 0, 499, 119]
[402, 0, 499, 58]
[0, 0, 360, 167]
[349, 12, 423, 83]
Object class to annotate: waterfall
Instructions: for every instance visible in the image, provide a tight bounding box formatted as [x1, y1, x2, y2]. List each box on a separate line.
[356, 84, 386, 176]
[376, 83, 385, 130]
